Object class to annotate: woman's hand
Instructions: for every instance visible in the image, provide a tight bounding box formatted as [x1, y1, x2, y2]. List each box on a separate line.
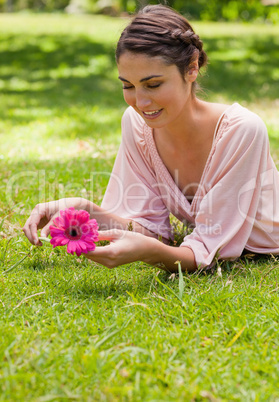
[85, 229, 160, 269]
[22, 196, 155, 249]
[23, 201, 197, 271]
[22, 198, 86, 246]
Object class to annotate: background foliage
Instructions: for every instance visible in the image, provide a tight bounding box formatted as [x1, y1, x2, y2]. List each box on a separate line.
[0, 0, 279, 22]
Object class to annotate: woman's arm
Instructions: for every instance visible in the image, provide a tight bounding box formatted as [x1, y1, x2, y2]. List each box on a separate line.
[85, 229, 197, 273]
[22, 197, 156, 246]
[23, 197, 191, 271]
[84, 199, 164, 238]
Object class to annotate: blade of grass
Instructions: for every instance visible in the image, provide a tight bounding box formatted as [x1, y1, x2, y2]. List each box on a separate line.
[2, 252, 30, 274]
[226, 326, 246, 348]
[175, 261, 185, 299]
[95, 317, 133, 349]
[13, 291, 46, 310]
[1, 237, 12, 266]
[0, 214, 8, 232]
[154, 276, 185, 306]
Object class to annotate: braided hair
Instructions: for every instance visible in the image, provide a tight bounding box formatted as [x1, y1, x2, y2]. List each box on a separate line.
[116, 5, 207, 88]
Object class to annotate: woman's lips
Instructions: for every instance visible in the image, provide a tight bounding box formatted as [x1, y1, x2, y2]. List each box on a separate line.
[142, 109, 163, 119]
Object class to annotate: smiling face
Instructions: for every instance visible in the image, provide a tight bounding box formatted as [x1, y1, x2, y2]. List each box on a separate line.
[117, 51, 198, 130]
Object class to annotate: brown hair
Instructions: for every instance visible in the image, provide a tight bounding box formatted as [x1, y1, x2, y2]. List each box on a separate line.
[116, 5, 208, 85]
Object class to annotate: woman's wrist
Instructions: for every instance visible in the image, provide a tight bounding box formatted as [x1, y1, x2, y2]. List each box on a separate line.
[73, 198, 101, 216]
[78, 199, 127, 231]
[60, 197, 88, 211]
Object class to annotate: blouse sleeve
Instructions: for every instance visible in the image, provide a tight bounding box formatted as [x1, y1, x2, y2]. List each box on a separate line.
[101, 107, 172, 240]
[180, 111, 270, 268]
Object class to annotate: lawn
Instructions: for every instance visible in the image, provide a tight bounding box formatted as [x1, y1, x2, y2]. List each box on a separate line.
[0, 12, 279, 402]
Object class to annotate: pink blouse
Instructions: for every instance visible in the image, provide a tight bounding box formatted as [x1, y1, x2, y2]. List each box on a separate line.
[101, 103, 279, 268]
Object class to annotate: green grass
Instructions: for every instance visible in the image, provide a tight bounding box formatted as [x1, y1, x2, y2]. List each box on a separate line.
[0, 13, 279, 402]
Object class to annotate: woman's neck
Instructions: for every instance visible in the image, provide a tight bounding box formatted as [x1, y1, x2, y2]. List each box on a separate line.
[157, 97, 207, 147]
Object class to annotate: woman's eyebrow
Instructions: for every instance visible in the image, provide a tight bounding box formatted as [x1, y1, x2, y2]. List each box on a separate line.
[140, 75, 163, 82]
[118, 76, 130, 82]
[118, 75, 163, 83]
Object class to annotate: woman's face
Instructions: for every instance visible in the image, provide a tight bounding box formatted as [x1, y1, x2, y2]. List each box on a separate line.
[117, 52, 197, 129]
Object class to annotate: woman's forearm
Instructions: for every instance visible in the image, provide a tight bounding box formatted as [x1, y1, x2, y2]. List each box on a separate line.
[81, 198, 157, 238]
[144, 238, 197, 273]
[76, 198, 196, 271]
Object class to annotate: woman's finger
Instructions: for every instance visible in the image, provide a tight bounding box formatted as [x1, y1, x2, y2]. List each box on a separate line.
[22, 205, 46, 244]
[87, 244, 111, 257]
[30, 223, 41, 245]
[22, 217, 41, 245]
[97, 229, 125, 241]
[40, 222, 52, 238]
[85, 244, 119, 268]
[40, 211, 61, 238]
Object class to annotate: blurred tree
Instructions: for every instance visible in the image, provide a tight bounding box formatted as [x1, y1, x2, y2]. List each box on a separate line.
[0, 0, 278, 23]
[5, 0, 13, 12]
[134, 0, 170, 11]
[173, 0, 278, 21]
[120, 0, 127, 11]
[65, 0, 89, 13]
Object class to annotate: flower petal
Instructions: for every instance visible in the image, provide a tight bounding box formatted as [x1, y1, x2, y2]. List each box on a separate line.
[77, 210, 90, 225]
[49, 208, 99, 255]
[50, 226, 65, 235]
[69, 241, 82, 256]
[67, 240, 77, 255]
[50, 236, 69, 247]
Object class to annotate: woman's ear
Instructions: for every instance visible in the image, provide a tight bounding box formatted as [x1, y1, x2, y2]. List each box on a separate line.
[186, 55, 199, 82]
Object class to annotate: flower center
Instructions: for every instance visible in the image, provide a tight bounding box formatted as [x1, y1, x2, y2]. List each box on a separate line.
[70, 228, 78, 237]
[65, 226, 82, 240]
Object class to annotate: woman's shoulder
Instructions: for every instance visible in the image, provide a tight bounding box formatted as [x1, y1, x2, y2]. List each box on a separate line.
[217, 103, 269, 148]
[225, 103, 267, 134]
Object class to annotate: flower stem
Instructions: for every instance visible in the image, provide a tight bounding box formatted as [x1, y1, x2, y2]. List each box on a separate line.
[39, 237, 51, 243]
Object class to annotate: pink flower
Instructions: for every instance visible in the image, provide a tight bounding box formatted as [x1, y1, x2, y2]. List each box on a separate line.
[49, 207, 99, 256]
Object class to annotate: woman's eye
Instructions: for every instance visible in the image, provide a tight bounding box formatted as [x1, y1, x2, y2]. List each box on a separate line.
[147, 83, 161, 89]
[122, 83, 161, 90]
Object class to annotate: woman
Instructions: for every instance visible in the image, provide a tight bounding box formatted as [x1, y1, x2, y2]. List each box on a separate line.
[23, 5, 279, 272]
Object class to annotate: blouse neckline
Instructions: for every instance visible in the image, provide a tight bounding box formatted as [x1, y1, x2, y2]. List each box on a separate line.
[143, 103, 238, 214]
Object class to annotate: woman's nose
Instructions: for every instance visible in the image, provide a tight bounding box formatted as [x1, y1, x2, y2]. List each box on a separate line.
[135, 90, 152, 110]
